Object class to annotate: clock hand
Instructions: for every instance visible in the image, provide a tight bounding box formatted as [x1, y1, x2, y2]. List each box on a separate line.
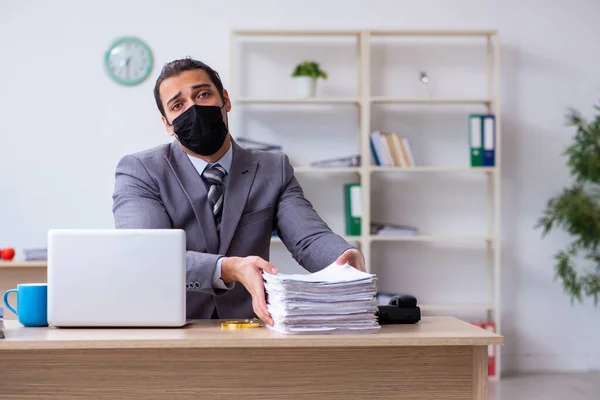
[125, 57, 131, 80]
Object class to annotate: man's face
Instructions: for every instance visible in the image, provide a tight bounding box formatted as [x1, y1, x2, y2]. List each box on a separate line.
[159, 69, 231, 136]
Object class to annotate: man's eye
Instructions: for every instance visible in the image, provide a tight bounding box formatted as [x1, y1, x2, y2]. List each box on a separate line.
[172, 103, 182, 111]
[198, 92, 210, 99]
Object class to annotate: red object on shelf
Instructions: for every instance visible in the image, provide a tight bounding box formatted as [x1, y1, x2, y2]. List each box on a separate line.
[0, 248, 15, 261]
[472, 321, 496, 377]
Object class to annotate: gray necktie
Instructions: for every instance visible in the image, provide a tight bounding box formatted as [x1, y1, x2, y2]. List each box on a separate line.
[202, 164, 226, 233]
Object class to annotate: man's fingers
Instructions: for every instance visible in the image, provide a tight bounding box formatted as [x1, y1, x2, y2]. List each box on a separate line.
[254, 287, 273, 325]
[357, 253, 367, 272]
[252, 296, 273, 326]
[351, 255, 366, 272]
[337, 249, 368, 271]
[252, 299, 266, 323]
[248, 277, 273, 326]
[255, 257, 278, 274]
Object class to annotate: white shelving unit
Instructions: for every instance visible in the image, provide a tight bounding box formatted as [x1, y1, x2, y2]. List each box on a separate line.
[230, 29, 501, 379]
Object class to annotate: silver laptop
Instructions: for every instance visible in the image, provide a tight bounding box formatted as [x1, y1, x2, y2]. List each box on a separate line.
[47, 229, 187, 327]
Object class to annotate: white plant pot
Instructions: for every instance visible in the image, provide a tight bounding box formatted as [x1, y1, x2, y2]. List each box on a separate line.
[295, 76, 317, 97]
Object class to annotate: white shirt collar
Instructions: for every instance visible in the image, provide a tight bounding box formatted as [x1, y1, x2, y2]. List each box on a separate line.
[186, 142, 233, 176]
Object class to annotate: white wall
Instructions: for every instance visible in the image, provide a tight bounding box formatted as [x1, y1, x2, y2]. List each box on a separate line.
[2, 0, 600, 373]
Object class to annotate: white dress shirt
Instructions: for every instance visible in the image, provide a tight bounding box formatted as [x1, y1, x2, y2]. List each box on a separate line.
[186, 144, 233, 290]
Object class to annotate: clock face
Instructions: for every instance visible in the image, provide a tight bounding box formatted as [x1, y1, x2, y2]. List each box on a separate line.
[104, 36, 153, 86]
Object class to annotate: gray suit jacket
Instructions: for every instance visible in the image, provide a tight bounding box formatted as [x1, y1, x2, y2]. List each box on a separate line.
[112, 139, 353, 319]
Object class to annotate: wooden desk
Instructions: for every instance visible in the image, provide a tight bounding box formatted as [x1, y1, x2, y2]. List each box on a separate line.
[0, 316, 502, 399]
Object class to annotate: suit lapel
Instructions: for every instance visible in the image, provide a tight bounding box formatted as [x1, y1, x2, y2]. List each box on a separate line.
[219, 141, 258, 255]
[165, 141, 219, 254]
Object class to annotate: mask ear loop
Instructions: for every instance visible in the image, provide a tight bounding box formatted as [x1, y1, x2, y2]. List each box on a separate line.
[165, 115, 180, 142]
[165, 117, 176, 140]
[218, 102, 230, 135]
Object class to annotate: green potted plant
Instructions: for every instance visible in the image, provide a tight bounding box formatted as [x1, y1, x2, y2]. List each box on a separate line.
[536, 100, 600, 306]
[291, 61, 327, 97]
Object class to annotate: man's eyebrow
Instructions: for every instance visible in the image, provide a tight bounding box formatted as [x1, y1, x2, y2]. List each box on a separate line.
[166, 83, 211, 106]
[167, 92, 181, 106]
[191, 83, 211, 90]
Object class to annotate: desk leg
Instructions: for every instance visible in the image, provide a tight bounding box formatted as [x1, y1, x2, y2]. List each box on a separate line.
[472, 345, 488, 400]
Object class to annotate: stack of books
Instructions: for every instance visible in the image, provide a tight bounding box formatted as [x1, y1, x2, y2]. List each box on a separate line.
[263, 262, 380, 334]
[370, 130, 415, 167]
[236, 137, 282, 152]
[310, 155, 361, 168]
[23, 248, 47, 261]
[371, 222, 418, 236]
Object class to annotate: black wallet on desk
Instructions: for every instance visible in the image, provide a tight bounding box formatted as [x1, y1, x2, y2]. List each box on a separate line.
[376, 294, 421, 324]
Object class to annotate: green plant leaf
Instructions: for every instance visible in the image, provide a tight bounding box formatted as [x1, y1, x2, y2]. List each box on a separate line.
[537, 99, 600, 306]
[291, 60, 328, 79]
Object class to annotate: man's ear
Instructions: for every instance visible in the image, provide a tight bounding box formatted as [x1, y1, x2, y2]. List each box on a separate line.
[162, 116, 175, 137]
[223, 89, 232, 112]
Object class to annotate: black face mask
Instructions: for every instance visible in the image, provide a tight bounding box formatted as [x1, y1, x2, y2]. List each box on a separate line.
[170, 104, 228, 156]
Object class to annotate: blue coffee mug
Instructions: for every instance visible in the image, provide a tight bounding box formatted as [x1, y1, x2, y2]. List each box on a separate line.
[3, 283, 48, 327]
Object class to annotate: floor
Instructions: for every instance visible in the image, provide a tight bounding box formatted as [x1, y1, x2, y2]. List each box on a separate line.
[488, 372, 600, 400]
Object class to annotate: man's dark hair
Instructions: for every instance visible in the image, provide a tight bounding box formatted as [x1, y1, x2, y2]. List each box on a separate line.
[153, 57, 225, 119]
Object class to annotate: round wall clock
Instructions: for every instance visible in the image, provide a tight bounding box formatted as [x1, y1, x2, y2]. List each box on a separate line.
[104, 36, 153, 86]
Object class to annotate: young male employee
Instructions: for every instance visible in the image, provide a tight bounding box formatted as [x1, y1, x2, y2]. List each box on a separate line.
[112, 58, 365, 325]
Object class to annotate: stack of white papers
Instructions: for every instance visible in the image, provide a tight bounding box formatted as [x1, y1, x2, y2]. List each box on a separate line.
[263, 262, 380, 334]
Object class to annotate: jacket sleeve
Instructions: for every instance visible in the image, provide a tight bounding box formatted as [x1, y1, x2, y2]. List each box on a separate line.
[274, 153, 355, 273]
[111, 154, 233, 296]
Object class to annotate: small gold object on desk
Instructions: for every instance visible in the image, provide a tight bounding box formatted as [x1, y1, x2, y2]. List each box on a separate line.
[221, 319, 260, 329]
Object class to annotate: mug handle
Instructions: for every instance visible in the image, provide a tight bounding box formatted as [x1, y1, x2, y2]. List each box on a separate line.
[3, 289, 18, 316]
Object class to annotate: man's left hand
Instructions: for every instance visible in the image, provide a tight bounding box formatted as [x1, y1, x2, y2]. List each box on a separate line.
[335, 248, 367, 272]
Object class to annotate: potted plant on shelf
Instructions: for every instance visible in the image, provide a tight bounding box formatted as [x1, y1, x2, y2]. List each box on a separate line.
[536, 99, 600, 306]
[291, 61, 327, 97]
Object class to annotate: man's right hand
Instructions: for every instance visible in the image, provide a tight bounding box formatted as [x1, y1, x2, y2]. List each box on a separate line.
[220, 256, 278, 326]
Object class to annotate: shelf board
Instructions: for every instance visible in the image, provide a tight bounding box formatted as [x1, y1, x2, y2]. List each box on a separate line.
[294, 166, 493, 174]
[233, 29, 496, 38]
[235, 97, 492, 105]
[233, 29, 360, 37]
[371, 97, 493, 105]
[233, 97, 359, 105]
[420, 303, 495, 311]
[0, 261, 47, 268]
[370, 235, 493, 242]
[294, 166, 361, 174]
[271, 236, 361, 244]
[370, 166, 496, 173]
[370, 29, 497, 37]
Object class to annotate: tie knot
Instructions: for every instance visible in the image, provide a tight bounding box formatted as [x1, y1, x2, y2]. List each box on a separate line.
[202, 164, 226, 185]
